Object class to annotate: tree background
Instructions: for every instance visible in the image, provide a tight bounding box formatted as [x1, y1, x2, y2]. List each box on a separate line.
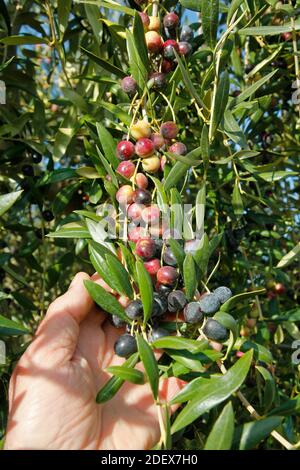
[0, 0, 299, 450]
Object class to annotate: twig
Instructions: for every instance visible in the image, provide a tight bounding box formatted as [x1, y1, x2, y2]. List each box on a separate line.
[217, 361, 293, 450]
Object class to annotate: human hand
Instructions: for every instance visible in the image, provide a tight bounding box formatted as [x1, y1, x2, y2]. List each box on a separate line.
[4, 272, 182, 450]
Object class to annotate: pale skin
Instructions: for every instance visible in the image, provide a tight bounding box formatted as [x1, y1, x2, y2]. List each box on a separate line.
[4, 272, 182, 450]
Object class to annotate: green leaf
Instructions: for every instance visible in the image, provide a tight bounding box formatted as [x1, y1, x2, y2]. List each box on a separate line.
[149, 176, 168, 212]
[173, 50, 205, 109]
[227, 0, 245, 25]
[201, 0, 219, 48]
[179, 0, 201, 11]
[84, 280, 129, 322]
[96, 353, 139, 403]
[239, 416, 282, 450]
[12, 292, 36, 311]
[52, 113, 78, 161]
[52, 183, 80, 215]
[276, 242, 300, 268]
[220, 288, 266, 312]
[106, 366, 145, 385]
[76, 167, 101, 179]
[132, 11, 149, 80]
[0, 314, 28, 336]
[84, 3, 103, 44]
[2, 265, 28, 286]
[105, 254, 134, 299]
[96, 123, 119, 168]
[62, 88, 89, 113]
[193, 233, 210, 275]
[268, 397, 300, 417]
[0, 190, 23, 217]
[255, 366, 276, 412]
[201, 125, 210, 171]
[170, 377, 211, 404]
[204, 402, 235, 450]
[246, 48, 281, 79]
[0, 35, 48, 45]
[96, 146, 119, 188]
[88, 241, 125, 295]
[80, 0, 135, 16]
[118, 244, 137, 283]
[80, 46, 126, 78]
[48, 224, 91, 239]
[214, 311, 238, 354]
[100, 101, 132, 126]
[152, 336, 208, 354]
[126, 29, 147, 89]
[223, 109, 249, 148]
[137, 335, 159, 400]
[171, 350, 253, 433]
[37, 168, 77, 186]
[136, 260, 153, 324]
[232, 179, 244, 217]
[170, 188, 183, 237]
[164, 161, 190, 191]
[167, 349, 222, 372]
[0, 292, 11, 302]
[0, 56, 14, 73]
[240, 341, 273, 364]
[239, 22, 300, 36]
[195, 181, 206, 235]
[232, 70, 278, 107]
[166, 151, 201, 166]
[210, 70, 230, 139]
[183, 254, 197, 301]
[168, 239, 185, 271]
[58, 0, 71, 37]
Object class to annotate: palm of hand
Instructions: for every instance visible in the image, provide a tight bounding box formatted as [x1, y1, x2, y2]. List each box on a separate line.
[5, 273, 181, 450]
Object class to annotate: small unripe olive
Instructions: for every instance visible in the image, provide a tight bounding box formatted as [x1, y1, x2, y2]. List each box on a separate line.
[142, 156, 161, 173]
[116, 185, 134, 205]
[130, 120, 151, 140]
[145, 31, 163, 53]
[148, 16, 161, 32]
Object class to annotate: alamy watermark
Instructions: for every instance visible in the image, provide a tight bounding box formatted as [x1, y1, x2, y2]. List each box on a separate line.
[0, 80, 6, 104]
[291, 79, 300, 106]
[0, 340, 6, 365]
[291, 340, 300, 365]
[92, 202, 205, 243]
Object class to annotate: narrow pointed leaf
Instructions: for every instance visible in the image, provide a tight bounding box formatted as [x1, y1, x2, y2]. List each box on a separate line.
[106, 366, 145, 385]
[136, 260, 153, 324]
[204, 402, 235, 450]
[96, 353, 139, 403]
[84, 280, 129, 322]
[171, 350, 253, 433]
[137, 335, 159, 400]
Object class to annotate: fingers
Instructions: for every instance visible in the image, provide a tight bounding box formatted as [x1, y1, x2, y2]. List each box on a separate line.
[159, 377, 186, 414]
[32, 272, 95, 365]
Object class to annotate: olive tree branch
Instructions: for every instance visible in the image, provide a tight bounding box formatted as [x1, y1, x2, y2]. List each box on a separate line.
[217, 361, 293, 450]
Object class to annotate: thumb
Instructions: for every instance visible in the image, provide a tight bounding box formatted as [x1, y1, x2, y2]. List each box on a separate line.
[33, 272, 95, 365]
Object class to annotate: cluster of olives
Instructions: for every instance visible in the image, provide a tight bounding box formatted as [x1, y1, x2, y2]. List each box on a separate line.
[121, 8, 194, 96]
[102, 6, 232, 358]
[115, 119, 182, 183]
[113, 285, 233, 358]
